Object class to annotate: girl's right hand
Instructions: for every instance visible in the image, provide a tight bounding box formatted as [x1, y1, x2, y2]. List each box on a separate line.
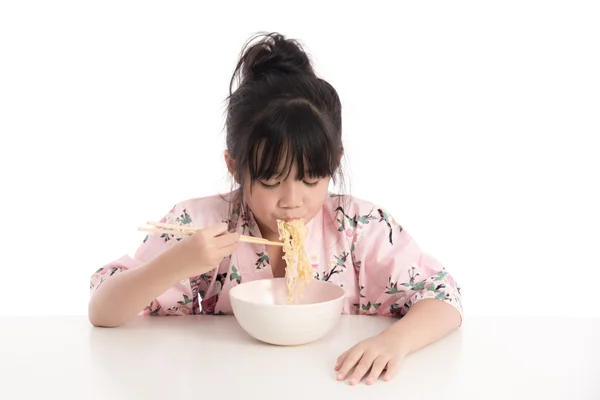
[167, 222, 240, 278]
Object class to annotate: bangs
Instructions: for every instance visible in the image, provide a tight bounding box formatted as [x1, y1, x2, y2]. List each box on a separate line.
[247, 100, 340, 182]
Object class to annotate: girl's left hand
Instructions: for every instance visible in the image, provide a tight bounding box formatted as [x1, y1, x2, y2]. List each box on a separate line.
[334, 332, 408, 385]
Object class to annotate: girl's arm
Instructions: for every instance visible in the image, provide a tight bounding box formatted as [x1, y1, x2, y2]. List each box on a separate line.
[379, 297, 462, 355]
[88, 248, 186, 328]
[88, 203, 192, 327]
[89, 222, 238, 327]
[335, 295, 461, 385]
[334, 203, 463, 384]
[88, 200, 238, 327]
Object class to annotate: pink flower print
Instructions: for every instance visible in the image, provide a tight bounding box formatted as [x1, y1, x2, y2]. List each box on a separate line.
[309, 253, 319, 269]
[202, 295, 218, 314]
[353, 224, 364, 244]
[345, 228, 354, 238]
[159, 206, 177, 223]
[356, 224, 364, 235]
[165, 306, 182, 315]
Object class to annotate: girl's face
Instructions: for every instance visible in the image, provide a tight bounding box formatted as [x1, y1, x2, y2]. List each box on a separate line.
[243, 162, 330, 240]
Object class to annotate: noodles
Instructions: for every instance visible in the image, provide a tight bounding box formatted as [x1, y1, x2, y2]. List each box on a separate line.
[277, 219, 312, 304]
[277, 219, 311, 304]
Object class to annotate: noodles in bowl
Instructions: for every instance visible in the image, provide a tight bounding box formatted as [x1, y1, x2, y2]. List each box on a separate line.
[228, 218, 345, 345]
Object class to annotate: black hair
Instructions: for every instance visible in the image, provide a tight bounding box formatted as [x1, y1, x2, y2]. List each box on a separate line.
[224, 32, 346, 215]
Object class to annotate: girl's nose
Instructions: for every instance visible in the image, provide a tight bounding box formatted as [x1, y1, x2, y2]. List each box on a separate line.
[279, 184, 302, 209]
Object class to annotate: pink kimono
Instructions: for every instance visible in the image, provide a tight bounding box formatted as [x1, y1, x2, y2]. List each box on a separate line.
[90, 192, 463, 320]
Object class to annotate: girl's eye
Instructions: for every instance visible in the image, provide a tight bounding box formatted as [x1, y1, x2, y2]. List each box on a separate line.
[303, 180, 319, 187]
[259, 181, 280, 189]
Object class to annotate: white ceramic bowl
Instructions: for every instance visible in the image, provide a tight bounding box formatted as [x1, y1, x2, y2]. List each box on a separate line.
[229, 278, 345, 346]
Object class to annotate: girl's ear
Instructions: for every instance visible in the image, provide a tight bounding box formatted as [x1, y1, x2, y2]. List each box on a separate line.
[224, 150, 238, 182]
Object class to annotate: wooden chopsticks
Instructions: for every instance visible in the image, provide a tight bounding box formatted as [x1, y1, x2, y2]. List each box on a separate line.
[137, 221, 284, 247]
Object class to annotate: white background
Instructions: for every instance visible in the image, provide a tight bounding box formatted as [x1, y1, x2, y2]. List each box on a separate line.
[0, 1, 598, 317]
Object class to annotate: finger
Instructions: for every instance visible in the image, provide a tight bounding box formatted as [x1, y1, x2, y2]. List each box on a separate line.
[336, 349, 363, 381]
[365, 356, 389, 385]
[335, 350, 350, 371]
[383, 357, 403, 382]
[348, 352, 377, 386]
[212, 232, 240, 248]
[202, 222, 229, 237]
[211, 238, 239, 259]
[217, 240, 239, 258]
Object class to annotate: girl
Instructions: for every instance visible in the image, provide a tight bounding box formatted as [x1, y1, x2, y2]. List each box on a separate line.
[88, 32, 463, 385]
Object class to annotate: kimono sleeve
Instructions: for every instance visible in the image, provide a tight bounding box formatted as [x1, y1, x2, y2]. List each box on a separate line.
[89, 202, 195, 316]
[352, 208, 463, 323]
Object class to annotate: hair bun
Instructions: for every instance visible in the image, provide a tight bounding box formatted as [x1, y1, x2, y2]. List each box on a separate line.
[238, 32, 315, 81]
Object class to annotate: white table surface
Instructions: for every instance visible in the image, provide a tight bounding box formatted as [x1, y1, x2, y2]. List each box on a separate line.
[0, 315, 599, 399]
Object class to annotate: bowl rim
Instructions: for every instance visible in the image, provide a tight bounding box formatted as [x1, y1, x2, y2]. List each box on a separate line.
[228, 277, 345, 309]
